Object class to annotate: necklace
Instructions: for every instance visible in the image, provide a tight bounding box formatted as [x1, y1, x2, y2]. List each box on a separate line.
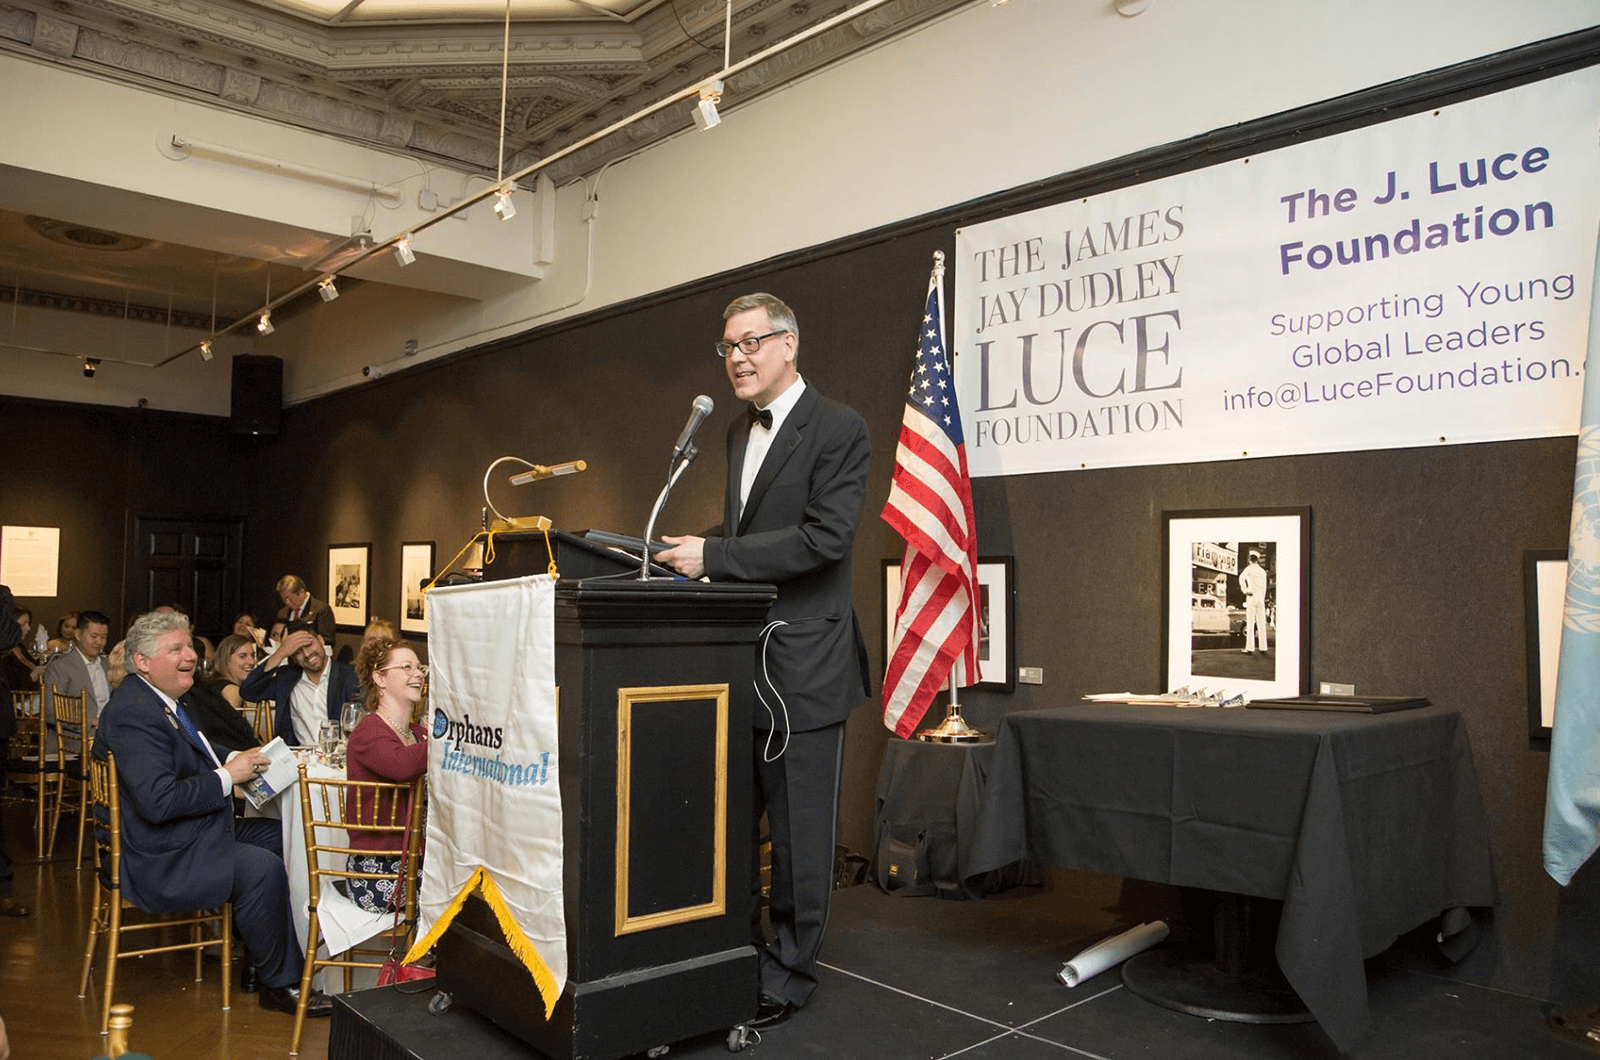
[377, 705, 415, 743]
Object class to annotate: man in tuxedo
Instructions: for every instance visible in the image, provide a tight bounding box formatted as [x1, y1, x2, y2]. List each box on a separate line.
[43, 608, 113, 740]
[659, 292, 871, 1027]
[0, 584, 26, 916]
[92, 611, 331, 1017]
[239, 622, 359, 746]
[274, 575, 335, 644]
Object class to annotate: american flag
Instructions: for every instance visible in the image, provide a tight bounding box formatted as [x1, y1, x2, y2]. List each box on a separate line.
[881, 255, 980, 737]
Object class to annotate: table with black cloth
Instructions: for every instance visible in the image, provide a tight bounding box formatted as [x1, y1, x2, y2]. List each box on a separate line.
[962, 702, 1497, 1053]
[873, 739, 1010, 898]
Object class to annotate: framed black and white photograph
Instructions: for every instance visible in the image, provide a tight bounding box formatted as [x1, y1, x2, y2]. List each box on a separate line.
[326, 542, 371, 631]
[882, 555, 1015, 691]
[1161, 508, 1310, 700]
[1525, 549, 1567, 741]
[400, 541, 434, 636]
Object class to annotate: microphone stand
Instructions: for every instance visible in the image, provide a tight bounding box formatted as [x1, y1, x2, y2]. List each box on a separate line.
[640, 442, 698, 580]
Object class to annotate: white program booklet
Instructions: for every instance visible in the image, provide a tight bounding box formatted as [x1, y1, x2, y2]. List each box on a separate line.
[239, 737, 299, 809]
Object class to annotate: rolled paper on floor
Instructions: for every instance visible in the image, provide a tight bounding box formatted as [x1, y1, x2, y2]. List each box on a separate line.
[1057, 921, 1170, 987]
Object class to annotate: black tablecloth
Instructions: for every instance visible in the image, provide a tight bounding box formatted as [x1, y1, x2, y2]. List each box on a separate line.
[872, 739, 1001, 898]
[963, 703, 1498, 1052]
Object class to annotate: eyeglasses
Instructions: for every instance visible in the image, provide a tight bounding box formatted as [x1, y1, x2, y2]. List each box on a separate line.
[714, 329, 788, 359]
[378, 662, 427, 675]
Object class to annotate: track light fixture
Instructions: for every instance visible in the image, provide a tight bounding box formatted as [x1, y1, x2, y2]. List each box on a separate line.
[395, 236, 416, 266]
[83, 358, 100, 378]
[493, 186, 517, 221]
[691, 80, 724, 132]
[317, 277, 339, 302]
[199, 340, 214, 361]
[256, 311, 274, 335]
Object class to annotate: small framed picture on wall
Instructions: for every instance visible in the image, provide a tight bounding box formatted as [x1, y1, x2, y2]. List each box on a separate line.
[327, 542, 371, 631]
[400, 541, 434, 636]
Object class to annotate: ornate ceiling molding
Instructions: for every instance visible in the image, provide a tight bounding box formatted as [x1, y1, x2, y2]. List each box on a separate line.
[2, 0, 969, 182]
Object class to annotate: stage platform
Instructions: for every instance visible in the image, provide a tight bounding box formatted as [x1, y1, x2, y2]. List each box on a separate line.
[328, 876, 1583, 1060]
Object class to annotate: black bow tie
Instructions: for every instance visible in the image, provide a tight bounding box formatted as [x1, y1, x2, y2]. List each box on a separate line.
[748, 406, 773, 430]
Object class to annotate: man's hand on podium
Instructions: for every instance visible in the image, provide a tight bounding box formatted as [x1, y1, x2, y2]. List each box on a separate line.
[658, 535, 706, 578]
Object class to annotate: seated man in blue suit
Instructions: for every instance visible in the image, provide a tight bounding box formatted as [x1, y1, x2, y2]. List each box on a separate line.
[92, 611, 332, 1018]
[239, 621, 359, 747]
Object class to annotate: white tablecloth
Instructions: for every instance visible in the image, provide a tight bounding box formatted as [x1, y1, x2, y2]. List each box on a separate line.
[249, 757, 392, 989]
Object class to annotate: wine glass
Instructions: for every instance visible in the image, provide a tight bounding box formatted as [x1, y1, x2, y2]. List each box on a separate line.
[340, 699, 364, 740]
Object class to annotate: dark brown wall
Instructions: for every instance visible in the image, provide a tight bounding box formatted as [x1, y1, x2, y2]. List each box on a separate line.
[0, 396, 262, 641]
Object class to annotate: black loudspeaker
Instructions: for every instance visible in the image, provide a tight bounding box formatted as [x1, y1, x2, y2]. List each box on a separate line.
[230, 355, 282, 436]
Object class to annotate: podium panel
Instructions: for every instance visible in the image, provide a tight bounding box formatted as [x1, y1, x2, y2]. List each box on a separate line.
[436, 538, 774, 1060]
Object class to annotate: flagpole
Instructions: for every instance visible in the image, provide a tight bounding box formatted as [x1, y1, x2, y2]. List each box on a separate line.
[916, 657, 990, 744]
[912, 250, 989, 745]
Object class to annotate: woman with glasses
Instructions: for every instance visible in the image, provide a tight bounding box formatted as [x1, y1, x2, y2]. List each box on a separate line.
[346, 637, 429, 912]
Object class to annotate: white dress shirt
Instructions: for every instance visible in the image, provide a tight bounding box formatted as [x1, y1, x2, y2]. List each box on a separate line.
[740, 376, 806, 521]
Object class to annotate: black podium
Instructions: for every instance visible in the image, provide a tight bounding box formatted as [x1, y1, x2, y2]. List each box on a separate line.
[435, 530, 775, 1060]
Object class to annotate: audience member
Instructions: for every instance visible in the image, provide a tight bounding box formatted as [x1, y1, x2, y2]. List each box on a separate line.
[2, 604, 41, 692]
[43, 608, 113, 734]
[240, 622, 358, 747]
[362, 618, 397, 649]
[211, 634, 258, 710]
[275, 576, 335, 644]
[92, 611, 331, 1018]
[46, 611, 78, 654]
[0, 584, 27, 917]
[345, 638, 429, 912]
[231, 612, 258, 639]
[182, 634, 260, 754]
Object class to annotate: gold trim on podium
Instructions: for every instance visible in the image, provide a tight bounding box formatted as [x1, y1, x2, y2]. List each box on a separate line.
[614, 683, 729, 936]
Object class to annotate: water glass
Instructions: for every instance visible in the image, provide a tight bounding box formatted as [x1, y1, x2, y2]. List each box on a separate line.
[317, 720, 340, 762]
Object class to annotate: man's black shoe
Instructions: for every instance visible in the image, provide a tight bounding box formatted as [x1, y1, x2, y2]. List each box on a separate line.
[748, 996, 795, 1029]
[239, 963, 259, 994]
[259, 983, 333, 1018]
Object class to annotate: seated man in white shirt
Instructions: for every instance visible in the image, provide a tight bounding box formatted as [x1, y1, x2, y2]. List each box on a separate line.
[43, 608, 113, 751]
[238, 622, 359, 747]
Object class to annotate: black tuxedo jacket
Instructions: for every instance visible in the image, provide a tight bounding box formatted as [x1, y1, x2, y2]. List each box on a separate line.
[702, 384, 872, 732]
[92, 675, 237, 913]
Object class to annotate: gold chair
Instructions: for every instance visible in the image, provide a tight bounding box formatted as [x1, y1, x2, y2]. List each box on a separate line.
[244, 699, 274, 743]
[78, 751, 233, 1036]
[289, 763, 425, 1055]
[47, 687, 91, 866]
[6, 688, 55, 858]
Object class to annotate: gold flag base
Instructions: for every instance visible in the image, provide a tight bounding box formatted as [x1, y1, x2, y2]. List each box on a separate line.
[916, 702, 991, 744]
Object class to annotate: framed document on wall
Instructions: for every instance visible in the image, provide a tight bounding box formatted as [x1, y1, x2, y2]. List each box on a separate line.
[1525, 549, 1566, 741]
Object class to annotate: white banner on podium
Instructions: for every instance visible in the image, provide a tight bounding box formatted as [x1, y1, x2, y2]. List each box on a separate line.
[406, 574, 565, 1016]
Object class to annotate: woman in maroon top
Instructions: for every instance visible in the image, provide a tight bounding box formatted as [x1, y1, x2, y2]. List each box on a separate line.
[346, 637, 428, 912]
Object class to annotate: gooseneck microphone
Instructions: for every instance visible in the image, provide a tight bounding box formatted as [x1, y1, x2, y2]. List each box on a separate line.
[672, 394, 715, 465]
[642, 394, 715, 579]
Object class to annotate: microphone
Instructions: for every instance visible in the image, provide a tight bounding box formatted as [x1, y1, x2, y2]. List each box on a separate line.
[671, 394, 715, 463]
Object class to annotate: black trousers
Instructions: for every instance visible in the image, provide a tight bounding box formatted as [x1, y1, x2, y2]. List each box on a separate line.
[233, 816, 304, 990]
[752, 721, 846, 1008]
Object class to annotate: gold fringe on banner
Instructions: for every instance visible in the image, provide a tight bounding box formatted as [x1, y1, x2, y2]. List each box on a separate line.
[404, 865, 562, 1018]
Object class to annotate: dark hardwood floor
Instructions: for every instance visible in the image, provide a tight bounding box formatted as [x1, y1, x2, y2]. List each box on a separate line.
[0, 796, 331, 1060]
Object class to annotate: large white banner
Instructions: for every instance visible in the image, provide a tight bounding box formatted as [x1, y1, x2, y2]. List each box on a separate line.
[406, 574, 565, 1017]
[955, 67, 1600, 477]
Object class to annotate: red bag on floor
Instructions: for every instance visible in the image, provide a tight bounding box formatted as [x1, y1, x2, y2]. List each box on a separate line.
[377, 957, 435, 986]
